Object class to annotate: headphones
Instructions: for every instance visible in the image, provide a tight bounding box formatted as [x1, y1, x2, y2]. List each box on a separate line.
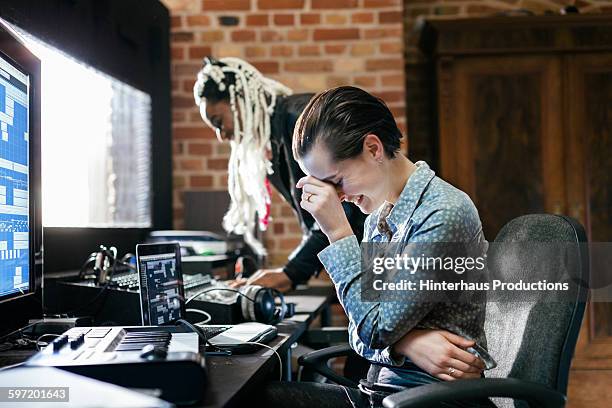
[239, 285, 287, 325]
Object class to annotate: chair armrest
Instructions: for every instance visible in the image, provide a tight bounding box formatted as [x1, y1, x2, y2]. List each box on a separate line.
[302, 326, 349, 345]
[382, 378, 566, 408]
[298, 344, 359, 387]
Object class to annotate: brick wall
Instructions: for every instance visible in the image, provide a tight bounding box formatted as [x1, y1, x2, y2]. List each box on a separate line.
[162, 0, 405, 268]
[403, 0, 612, 168]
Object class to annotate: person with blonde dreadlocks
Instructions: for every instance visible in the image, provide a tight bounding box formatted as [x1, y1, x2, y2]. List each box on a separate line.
[193, 57, 367, 292]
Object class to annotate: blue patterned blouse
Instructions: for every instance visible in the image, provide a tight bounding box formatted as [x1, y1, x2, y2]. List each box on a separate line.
[318, 161, 488, 367]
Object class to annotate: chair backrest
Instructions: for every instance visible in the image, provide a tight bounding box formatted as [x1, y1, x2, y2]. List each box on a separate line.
[484, 215, 588, 408]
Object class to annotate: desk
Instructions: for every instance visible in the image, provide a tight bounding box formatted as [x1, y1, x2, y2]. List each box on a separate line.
[201, 291, 332, 407]
[0, 287, 335, 408]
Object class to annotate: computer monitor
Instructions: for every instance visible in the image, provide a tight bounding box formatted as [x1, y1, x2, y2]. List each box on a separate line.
[0, 20, 42, 337]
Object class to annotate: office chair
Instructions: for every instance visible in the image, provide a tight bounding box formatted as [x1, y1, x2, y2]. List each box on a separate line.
[298, 214, 589, 408]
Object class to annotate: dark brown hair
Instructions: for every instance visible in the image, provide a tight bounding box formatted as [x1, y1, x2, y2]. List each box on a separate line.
[292, 86, 402, 161]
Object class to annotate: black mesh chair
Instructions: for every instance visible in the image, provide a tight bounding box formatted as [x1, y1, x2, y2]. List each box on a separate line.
[298, 215, 589, 408]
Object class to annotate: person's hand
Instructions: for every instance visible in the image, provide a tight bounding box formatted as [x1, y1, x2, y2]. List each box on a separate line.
[228, 268, 293, 292]
[392, 329, 485, 381]
[296, 176, 352, 243]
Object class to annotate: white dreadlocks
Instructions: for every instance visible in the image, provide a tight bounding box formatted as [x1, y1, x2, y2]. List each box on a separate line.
[193, 57, 292, 255]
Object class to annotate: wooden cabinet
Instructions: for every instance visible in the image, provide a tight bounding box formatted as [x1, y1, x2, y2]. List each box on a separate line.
[420, 15, 612, 407]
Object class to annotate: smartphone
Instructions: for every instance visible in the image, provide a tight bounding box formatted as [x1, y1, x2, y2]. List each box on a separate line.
[467, 343, 497, 370]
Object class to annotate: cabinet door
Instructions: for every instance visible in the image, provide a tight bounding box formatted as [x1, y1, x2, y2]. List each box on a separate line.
[565, 55, 612, 405]
[437, 56, 565, 239]
[566, 54, 612, 362]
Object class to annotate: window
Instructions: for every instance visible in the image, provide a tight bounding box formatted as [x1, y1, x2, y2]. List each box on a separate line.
[11, 24, 152, 227]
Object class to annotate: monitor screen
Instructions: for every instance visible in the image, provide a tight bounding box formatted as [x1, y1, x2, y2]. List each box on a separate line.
[0, 37, 32, 302]
[0, 19, 42, 338]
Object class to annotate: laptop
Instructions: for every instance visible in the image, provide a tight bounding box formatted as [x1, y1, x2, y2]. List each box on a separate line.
[136, 242, 277, 349]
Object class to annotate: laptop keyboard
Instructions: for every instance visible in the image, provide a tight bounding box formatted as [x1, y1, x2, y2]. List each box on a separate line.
[198, 326, 231, 339]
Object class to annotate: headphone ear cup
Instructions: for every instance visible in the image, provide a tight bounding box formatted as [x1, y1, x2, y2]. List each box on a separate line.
[254, 289, 276, 324]
[240, 285, 259, 322]
[270, 289, 287, 325]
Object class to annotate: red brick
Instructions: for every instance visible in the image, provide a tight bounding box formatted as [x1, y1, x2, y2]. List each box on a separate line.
[171, 46, 185, 60]
[351, 12, 374, 24]
[246, 14, 269, 26]
[298, 45, 320, 56]
[271, 45, 293, 57]
[207, 158, 228, 170]
[380, 42, 402, 54]
[202, 0, 251, 11]
[179, 159, 204, 171]
[364, 0, 400, 7]
[200, 30, 225, 42]
[381, 74, 404, 87]
[274, 14, 294, 25]
[287, 29, 308, 41]
[273, 223, 285, 234]
[190, 175, 214, 188]
[173, 63, 201, 76]
[171, 16, 182, 28]
[313, 28, 359, 41]
[325, 14, 348, 25]
[174, 127, 216, 140]
[300, 13, 321, 25]
[188, 46, 213, 60]
[172, 96, 197, 109]
[279, 237, 302, 250]
[245, 46, 267, 58]
[312, 0, 357, 9]
[354, 76, 377, 87]
[379, 10, 402, 23]
[188, 143, 213, 155]
[171, 32, 194, 42]
[325, 44, 347, 54]
[285, 60, 332, 72]
[365, 58, 403, 71]
[363, 27, 402, 39]
[376, 90, 405, 103]
[258, 0, 304, 9]
[252, 61, 280, 74]
[261, 30, 283, 42]
[390, 106, 406, 118]
[173, 111, 187, 123]
[186, 15, 212, 26]
[231, 30, 256, 42]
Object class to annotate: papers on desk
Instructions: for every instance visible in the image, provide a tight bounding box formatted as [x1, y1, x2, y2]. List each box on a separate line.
[0, 366, 173, 408]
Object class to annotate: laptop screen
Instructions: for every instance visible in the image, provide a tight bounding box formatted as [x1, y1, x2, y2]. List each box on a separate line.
[136, 242, 185, 326]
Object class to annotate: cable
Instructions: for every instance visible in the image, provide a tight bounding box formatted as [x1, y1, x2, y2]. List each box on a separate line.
[341, 386, 358, 408]
[185, 287, 255, 305]
[186, 308, 212, 324]
[239, 341, 283, 381]
[0, 319, 44, 343]
[35, 334, 60, 351]
[0, 362, 24, 371]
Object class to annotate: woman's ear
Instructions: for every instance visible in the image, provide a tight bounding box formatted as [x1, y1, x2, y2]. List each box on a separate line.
[363, 134, 384, 162]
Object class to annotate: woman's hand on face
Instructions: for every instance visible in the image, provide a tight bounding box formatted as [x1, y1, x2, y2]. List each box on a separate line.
[296, 176, 353, 243]
[392, 329, 485, 381]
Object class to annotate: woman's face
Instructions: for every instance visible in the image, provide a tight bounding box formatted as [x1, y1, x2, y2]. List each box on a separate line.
[299, 137, 388, 214]
[204, 100, 234, 142]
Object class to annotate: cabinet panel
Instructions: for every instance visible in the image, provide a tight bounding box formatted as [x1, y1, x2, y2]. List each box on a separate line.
[566, 54, 612, 362]
[442, 56, 564, 239]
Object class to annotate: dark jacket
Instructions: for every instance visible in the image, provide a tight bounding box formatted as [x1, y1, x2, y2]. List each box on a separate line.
[268, 94, 367, 285]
